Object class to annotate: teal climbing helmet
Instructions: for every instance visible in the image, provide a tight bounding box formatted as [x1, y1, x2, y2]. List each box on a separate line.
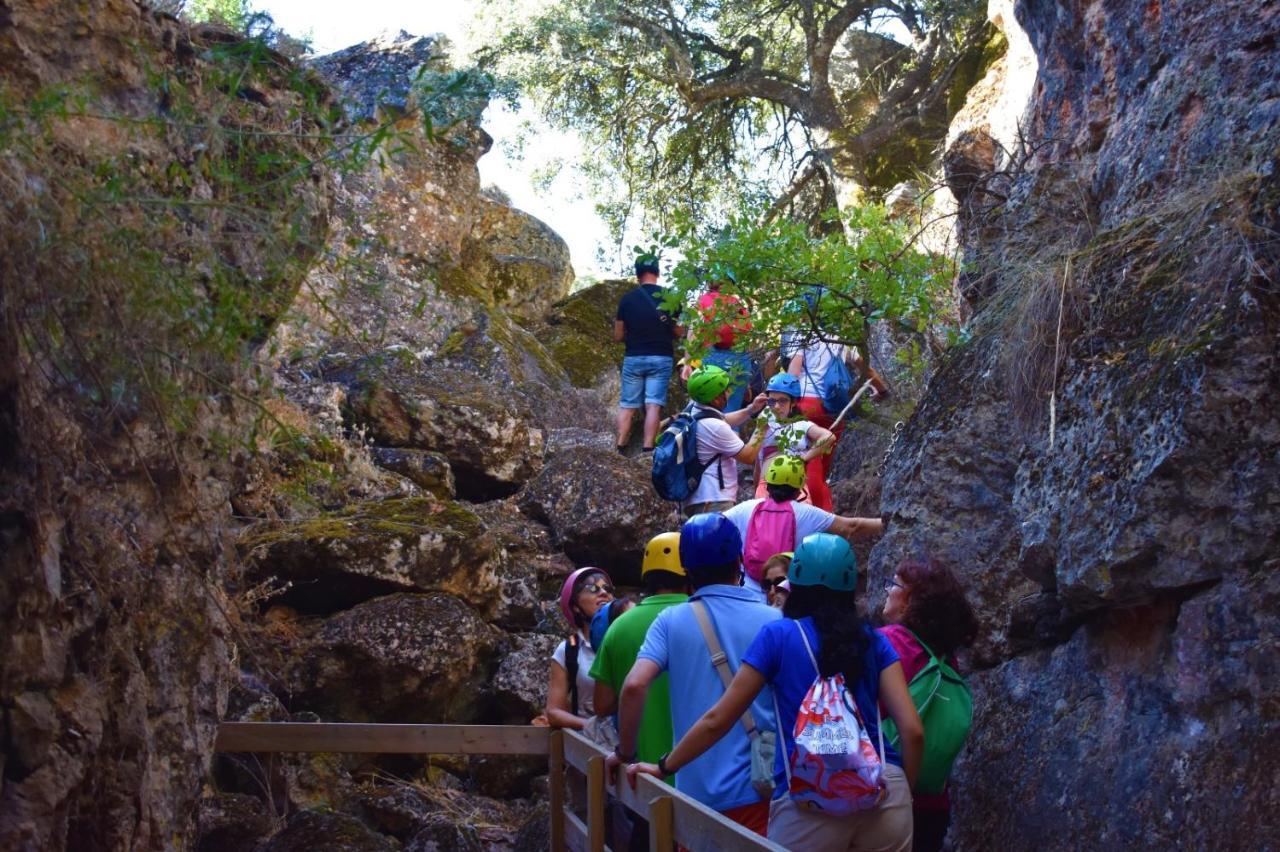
[788, 533, 858, 592]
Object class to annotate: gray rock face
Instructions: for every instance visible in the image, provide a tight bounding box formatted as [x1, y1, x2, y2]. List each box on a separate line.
[518, 446, 677, 584]
[288, 593, 500, 723]
[867, 1, 1280, 848]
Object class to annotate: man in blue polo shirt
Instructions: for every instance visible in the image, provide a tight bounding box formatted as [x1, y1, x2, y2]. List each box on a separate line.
[610, 513, 780, 836]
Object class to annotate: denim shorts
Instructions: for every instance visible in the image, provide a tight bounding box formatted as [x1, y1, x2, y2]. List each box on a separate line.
[620, 355, 674, 408]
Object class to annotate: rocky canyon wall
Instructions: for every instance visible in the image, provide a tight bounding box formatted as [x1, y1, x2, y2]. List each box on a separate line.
[0, 1, 332, 848]
[870, 0, 1279, 847]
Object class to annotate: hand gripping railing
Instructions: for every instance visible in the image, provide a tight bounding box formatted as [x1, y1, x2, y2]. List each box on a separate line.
[215, 722, 785, 851]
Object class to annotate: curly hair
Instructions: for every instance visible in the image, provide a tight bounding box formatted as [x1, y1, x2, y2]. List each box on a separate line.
[784, 585, 872, 682]
[895, 558, 979, 657]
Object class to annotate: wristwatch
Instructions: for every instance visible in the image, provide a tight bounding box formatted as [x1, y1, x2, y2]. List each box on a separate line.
[657, 752, 673, 775]
[614, 747, 636, 764]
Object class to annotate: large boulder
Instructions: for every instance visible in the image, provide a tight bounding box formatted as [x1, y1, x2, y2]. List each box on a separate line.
[536, 278, 632, 389]
[488, 633, 559, 723]
[196, 793, 275, 852]
[518, 447, 675, 584]
[287, 593, 500, 723]
[339, 350, 546, 501]
[239, 497, 504, 617]
[470, 500, 574, 632]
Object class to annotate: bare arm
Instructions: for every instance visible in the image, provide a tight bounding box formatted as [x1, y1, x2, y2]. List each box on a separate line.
[879, 661, 923, 790]
[828, 515, 884, 540]
[801, 423, 835, 461]
[732, 423, 767, 464]
[545, 660, 586, 731]
[593, 680, 618, 718]
[629, 665, 767, 784]
[724, 393, 767, 427]
[613, 319, 626, 343]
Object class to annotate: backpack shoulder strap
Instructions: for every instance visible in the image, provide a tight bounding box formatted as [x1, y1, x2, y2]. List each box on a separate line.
[690, 600, 758, 738]
[565, 633, 580, 717]
[905, 627, 942, 665]
[690, 408, 727, 488]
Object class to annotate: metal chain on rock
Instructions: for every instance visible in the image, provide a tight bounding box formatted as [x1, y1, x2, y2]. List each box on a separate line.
[876, 421, 906, 477]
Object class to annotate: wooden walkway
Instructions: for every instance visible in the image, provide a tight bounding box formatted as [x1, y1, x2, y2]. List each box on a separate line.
[216, 722, 786, 851]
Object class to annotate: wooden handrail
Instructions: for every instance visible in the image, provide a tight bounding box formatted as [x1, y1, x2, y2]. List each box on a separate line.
[213, 722, 785, 851]
[214, 722, 549, 755]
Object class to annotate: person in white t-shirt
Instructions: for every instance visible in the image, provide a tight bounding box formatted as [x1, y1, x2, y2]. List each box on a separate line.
[681, 365, 766, 517]
[723, 455, 883, 598]
[725, 372, 835, 509]
[545, 567, 614, 729]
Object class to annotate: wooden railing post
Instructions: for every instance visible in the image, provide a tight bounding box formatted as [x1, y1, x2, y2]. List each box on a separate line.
[586, 755, 607, 852]
[548, 730, 566, 851]
[648, 795, 674, 852]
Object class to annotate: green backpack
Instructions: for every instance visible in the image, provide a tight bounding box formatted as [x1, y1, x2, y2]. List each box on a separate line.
[882, 630, 973, 795]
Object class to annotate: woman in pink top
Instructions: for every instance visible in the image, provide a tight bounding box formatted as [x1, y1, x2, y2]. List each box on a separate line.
[878, 558, 979, 852]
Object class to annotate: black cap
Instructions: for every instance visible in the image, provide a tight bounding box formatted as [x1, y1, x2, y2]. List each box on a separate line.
[635, 255, 661, 277]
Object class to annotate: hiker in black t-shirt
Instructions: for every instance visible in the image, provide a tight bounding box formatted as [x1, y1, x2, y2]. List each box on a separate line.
[614, 256, 683, 453]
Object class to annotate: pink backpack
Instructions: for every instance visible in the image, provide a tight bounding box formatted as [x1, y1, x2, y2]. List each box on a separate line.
[743, 498, 796, 582]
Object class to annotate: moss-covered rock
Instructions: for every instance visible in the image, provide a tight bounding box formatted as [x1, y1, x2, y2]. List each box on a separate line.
[368, 447, 456, 498]
[536, 278, 634, 388]
[438, 197, 575, 322]
[239, 497, 503, 616]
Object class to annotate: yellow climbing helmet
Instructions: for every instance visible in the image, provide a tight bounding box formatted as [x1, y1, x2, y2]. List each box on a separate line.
[765, 455, 806, 490]
[642, 532, 685, 576]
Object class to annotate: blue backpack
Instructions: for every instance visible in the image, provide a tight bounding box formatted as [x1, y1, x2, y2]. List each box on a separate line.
[651, 405, 726, 501]
[808, 344, 854, 416]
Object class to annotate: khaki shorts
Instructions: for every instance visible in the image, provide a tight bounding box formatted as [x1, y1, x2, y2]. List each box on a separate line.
[683, 500, 735, 518]
[767, 764, 913, 852]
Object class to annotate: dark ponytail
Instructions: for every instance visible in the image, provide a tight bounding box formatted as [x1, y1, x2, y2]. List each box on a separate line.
[783, 585, 870, 683]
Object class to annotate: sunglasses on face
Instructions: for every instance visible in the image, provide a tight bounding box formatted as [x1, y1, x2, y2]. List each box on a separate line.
[580, 582, 615, 596]
[766, 397, 792, 408]
[764, 577, 788, 590]
[885, 579, 904, 591]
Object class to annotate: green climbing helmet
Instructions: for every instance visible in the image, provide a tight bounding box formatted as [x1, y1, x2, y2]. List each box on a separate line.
[789, 532, 858, 592]
[687, 365, 731, 404]
[765, 455, 806, 490]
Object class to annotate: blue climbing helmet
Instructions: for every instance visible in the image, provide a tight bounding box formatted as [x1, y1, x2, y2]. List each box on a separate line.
[679, 513, 742, 572]
[788, 533, 858, 592]
[766, 373, 803, 399]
